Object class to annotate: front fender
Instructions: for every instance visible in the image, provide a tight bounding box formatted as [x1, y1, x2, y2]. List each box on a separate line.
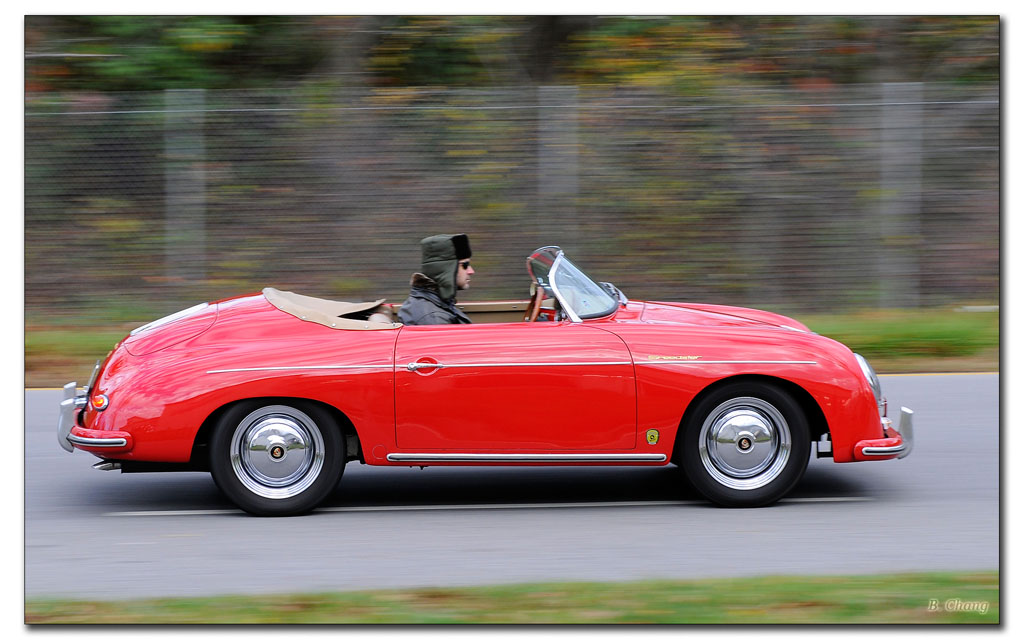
[609, 323, 882, 463]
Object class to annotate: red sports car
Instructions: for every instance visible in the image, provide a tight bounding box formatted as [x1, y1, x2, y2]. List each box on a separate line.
[57, 246, 913, 515]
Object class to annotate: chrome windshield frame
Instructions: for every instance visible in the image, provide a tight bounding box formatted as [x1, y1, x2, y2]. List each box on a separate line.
[547, 251, 583, 323]
[529, 247, 617, 323]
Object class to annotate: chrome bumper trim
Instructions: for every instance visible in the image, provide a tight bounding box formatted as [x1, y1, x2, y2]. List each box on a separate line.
[861, 407, 914, 459]
[387, 453, 667, 463]
[67, 434, 128, 448]
[57, 381, 80, 453]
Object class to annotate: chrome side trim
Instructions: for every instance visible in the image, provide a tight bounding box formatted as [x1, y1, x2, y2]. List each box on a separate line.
[406, 361, 632, 371]
[635, 360, 818, 366]
[387, 453, 667, 462]
[209, 360, 818, 374]
[67, 434, 128, 448]
[206, 365, 393, 374]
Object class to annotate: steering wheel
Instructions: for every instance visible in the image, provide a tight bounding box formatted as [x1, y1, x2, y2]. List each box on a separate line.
[524, 282, 545, 322]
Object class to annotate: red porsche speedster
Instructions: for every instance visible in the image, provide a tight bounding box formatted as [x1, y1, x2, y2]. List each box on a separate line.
[57, 246, 913, 515]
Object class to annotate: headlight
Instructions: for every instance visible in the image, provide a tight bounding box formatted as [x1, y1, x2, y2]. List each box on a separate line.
[854, 353, 886, 416]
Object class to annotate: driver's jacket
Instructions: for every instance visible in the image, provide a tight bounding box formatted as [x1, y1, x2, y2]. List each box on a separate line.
[397, 273, 472, 326]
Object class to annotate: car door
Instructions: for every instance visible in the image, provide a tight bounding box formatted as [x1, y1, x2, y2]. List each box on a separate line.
[394, 321, 636, 451]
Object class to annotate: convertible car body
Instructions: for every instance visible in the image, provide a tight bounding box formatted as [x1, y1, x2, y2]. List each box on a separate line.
[58, 246, 913, 515]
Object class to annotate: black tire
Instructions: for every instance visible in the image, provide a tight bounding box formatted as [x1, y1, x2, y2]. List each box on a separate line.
[679, 382, 809, 507]
[209, 400, 345, 516]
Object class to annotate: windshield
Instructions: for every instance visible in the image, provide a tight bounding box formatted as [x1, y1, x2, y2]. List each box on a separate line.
[527, 246, 618, 321]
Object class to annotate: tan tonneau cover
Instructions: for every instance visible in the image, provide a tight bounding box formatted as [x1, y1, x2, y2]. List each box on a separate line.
[263, 288, 400, 330]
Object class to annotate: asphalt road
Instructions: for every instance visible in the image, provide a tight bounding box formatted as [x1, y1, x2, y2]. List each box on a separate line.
[25, 374, 998, 600]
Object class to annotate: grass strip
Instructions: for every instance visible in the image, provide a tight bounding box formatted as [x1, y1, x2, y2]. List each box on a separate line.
[25, 328, 129, 360]
[26, 571, 998, 624]
[801, 308, 998, 360]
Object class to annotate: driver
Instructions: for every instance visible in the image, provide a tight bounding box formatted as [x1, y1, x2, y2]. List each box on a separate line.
[398, 233, 474, 325]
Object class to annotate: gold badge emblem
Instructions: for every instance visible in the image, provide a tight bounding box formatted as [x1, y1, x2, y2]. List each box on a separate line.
[646, 429, 659, 445]
[647, 355, 701, 360]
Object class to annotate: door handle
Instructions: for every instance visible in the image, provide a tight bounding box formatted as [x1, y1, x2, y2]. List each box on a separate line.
[406, 360, 442, 372]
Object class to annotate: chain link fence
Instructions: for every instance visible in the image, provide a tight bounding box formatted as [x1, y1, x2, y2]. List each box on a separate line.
[26, 83, 998, 323]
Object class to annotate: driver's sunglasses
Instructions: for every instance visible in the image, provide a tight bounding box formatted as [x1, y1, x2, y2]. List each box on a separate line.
[459, 260, 472, 269]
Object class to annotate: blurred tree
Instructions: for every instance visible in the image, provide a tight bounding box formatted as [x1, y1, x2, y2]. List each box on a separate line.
[25, 16, 332, 91]
[566, 16, 998, 89]
[364, 16, 595, 86]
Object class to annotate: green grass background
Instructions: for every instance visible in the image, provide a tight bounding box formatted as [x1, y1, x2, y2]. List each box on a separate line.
[27, 571, 998, 624]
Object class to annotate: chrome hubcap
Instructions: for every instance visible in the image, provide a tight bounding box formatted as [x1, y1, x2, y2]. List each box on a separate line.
[230, 405, 325, 500]
[699, 397, 791, 490]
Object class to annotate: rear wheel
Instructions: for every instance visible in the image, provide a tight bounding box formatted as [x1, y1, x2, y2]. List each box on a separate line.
[680, 382, 809, 507]
[210, 401, 344, 516]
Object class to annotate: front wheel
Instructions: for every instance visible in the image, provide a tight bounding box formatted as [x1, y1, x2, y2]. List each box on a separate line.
[210, 401, 345, 516]
[680, 382, 809, 507]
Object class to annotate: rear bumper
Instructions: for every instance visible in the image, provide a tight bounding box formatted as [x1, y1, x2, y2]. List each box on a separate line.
[67, 426, 133, 452]
[853, 407, 914, 461]
[57, 382, 84, 453]
[57, 381, 133, 454]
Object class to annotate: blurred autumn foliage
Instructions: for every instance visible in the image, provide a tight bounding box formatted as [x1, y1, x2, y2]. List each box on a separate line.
[26, 16, 998, 92]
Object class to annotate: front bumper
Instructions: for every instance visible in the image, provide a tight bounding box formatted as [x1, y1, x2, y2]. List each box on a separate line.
[57, 381, 132, 454]
[853, 406, 914, 461]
